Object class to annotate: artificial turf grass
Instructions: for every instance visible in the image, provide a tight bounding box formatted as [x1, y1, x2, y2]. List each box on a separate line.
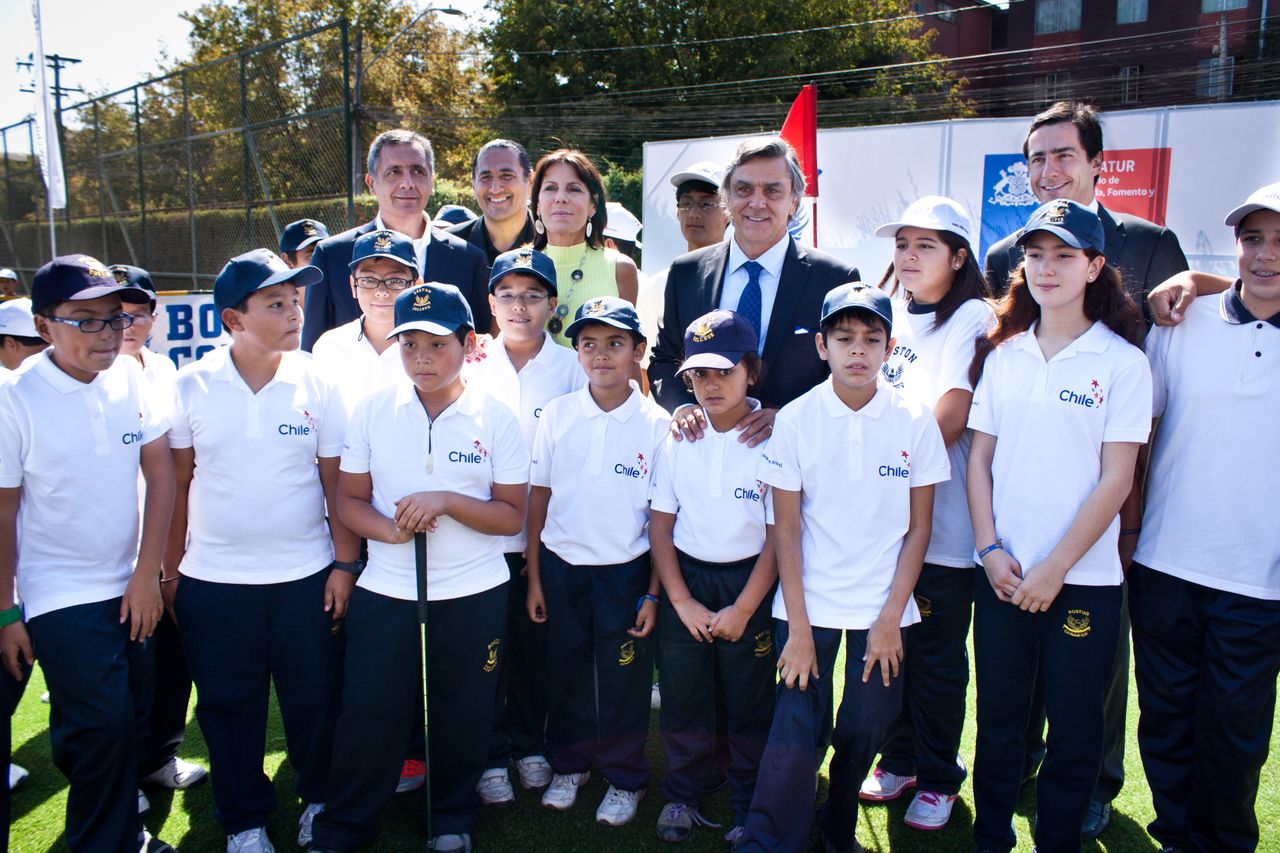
[9, 640, 1280, 851]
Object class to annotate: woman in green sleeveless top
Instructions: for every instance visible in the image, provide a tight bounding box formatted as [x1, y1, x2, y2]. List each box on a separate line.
[530, 149, 640, 348]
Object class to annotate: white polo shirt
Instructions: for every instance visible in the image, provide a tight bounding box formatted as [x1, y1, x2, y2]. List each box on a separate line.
[885, 298, 995, 568]
[341, 380, 528, 601]
[650, 402, 769, 563]
[1135, 286, 1280, 600]
[311, 316, 403, 416]
[531, 384, 669, 566]
[758, 378, 949, 630]
[968, 321, 1152, 586]
[464, 331, 586, 553]
[0, 352, 166, 619]
[169, 346, 345, 585]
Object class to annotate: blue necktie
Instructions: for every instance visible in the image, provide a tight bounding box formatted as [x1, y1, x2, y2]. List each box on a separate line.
[738, 260, 763, 344]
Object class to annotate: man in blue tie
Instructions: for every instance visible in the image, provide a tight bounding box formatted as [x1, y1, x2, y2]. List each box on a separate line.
[650, 138, 859, 440]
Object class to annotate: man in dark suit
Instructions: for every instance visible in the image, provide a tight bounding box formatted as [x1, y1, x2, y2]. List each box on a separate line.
[302, 129, 491, 351]
[983, 101, 1189, 843]
[447, 139, 537, 266]
[649, 138, 858, 441]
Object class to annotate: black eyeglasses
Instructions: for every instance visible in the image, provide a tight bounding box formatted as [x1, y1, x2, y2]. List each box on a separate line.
[46, 313, 135, 333]
[493, 292, 549, 305]
[354, 275, 414, 291]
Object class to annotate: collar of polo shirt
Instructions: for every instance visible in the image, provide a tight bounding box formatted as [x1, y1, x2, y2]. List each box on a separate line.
[1013, 320, 1110, 360]
[210, 346, 306, 388]
[578, 382, 642, 420]
[819, 377, 889, 419]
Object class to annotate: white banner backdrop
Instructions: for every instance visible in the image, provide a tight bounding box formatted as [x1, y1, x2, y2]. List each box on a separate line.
[641, 101, 1280, 283]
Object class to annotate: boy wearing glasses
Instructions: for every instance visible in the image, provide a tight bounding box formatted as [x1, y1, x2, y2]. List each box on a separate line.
[0, 255, 175, 851]
[466, 247, 585, 804]
[165, 250, 359, 853]
[313, 230, 419, 417]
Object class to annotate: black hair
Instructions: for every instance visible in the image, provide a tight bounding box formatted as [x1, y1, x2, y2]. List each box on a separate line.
[1023, 101, 1104, 186]
[607, 238, 639, 260]
[878, 230, 993, 332]
[570, 321, 645, 349]
[820, 307, 891, 341]
[0, 334, 46, 348]
[680, 350, 764, 392]
[675, 179, 720, 199]
[453, 326, 473, 346]
[472, 139, 532, 178]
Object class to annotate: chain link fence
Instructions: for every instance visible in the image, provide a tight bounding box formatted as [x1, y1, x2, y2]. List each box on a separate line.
[0, 22, 353, 292]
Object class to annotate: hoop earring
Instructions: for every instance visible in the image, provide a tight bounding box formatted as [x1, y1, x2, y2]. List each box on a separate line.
[586, 221, 593, 238]
[534, 218, 545, 235]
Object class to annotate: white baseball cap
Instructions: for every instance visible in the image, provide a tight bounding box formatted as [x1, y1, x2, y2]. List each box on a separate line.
[0, 298, 39, 338]
[1224, 181, 1280, 227]
[875, 195, 973, 244]
[603, 202, 643, 247]
[0, 269, 16, 280]
[669, 161, 724, 191]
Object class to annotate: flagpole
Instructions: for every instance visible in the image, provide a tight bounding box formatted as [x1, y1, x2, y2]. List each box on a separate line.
[30, 0, 65, 257]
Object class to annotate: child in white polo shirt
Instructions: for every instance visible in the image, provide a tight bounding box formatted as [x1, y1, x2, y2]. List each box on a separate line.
[966, 200, 1151, 853]
[166, 249, 358, 853]
[0, 297, 48, 376]
[312, 282, 528, 853]
[525, 297, 668, 828]
[466, 247, 586, 805]
[739, 283, 949, 853]
[860, 197, 995, 831]
[311, 229, 416, 415]
[649, 309, 777, 846]
[0, 255, 175, 852]
[1130, 183, 1280, 853]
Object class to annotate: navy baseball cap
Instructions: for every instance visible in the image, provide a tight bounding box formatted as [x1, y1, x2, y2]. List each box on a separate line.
[820, 282, 894, 334]
[1016, 199, 1105, 254]
[387, 282, 475, 340]
[564, 296, 645, 342]
[489, 247, 557, 295]
[279, 219, 329, 254]
[108, 264, 158, 306]
[432, 204, 477, 228]
[214, 249, 323, 314]
[349, 229, 418, 274]
[678, 309, 757, 375]
[31, 254, 141, 314]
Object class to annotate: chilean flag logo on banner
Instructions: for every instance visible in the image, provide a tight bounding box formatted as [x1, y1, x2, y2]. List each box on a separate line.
[780, 84, 819, 246]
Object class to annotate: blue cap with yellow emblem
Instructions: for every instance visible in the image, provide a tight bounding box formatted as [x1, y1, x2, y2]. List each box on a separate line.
[349, 229, 418, 274]
[32, 254, 149, 314]
[564, 296, 644, 343]
[1016, 199, 1105, 254]
[387, 281, 475, 340]
[677, 309, 757, 375]
[280, 219, 329, 254]
[489, 247, 557, 296]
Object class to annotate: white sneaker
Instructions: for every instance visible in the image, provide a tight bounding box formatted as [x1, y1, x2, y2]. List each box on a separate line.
[143, 757, 208, 790]
[903, 790, 956, 830]
[596, 785, 644, 827]
[650, 682, 662, 710]
[476, 768, 515, 805]
[226, 827, 275, 853]
[297, 802, 324, 846]
[426, 834, 471, 852]
[858, 767, 916, 802]
[541, 771, 590, 811]
[138, 789, 150, 816]
[39, 690, 49, 704]
[7, 764, 28, 790]
[515, 755, 553, 789]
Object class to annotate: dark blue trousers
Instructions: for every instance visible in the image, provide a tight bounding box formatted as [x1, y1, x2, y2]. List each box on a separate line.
[972, 572, 1120, 853]
[313, 583, 506, 849]
[658, 552, 775, 825]
[541, 547, 653, 792]
[1131, 563, 1280, 853]
[876, 563, 972, 794]
[0, 654, 29, 853]
[487, 552, 549, 769]
[741, 620, 904, 853]
[140, 610, 194, 777]
[175, 568, 338, 834]
[28, 598, 154, 852]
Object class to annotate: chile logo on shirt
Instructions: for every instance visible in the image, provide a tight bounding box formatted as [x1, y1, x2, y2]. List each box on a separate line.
[879, 450, 910, 479]
[1059, 379, 1105, 409]
[614, 452, 648, 479]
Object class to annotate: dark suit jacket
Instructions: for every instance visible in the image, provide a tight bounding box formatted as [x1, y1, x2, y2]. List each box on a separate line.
[649, 240, 859, 412]
[984, 204, 1189, 315]
[301, 220, 492, 351]
[446, 213, 537, 266]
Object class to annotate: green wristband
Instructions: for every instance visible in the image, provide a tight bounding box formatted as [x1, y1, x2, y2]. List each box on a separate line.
[0, 606, 21, 629]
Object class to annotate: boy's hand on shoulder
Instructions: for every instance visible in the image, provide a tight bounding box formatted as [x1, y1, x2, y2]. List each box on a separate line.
[709, 602, 750, 643]
[981, 550, 1024, 603]
[1011, 563, 1065, 613]
[0, 622, 33, 681]
[669, 405, 707, 443]
[526, 579, 547, 624]
[324, 569, 356, 621]
[863, 616, 903, 687]
[734, 407, 777, 447]
[121, 572, 163, 642]
[630, 598, 658, 638]
[394, 492, 449, 534]
[777, 627, 819, 691]
[673, 597, 716, 642]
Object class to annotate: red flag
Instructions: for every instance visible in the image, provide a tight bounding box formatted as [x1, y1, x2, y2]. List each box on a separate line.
[779, 84, 818, 198]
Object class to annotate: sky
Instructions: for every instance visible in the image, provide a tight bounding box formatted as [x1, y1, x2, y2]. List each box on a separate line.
[0, 0, 486, 136]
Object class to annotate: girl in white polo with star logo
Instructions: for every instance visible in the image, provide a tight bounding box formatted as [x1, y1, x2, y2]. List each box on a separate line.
[966, 199, 1152, 853]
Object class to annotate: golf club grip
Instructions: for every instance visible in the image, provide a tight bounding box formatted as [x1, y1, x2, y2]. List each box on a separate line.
[414, 531, 428, 624]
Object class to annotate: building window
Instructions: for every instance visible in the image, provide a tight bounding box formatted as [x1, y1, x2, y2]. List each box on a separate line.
[1202, 0, 1247, 11]
[1117, 0, 1148, 23]
[1036, 0, 1082, 33]
[1197, 56, 1235, 98]
[936, 1, 958, 23]
[1035, 72, 1073, 104]
[1119, 66, 1141, 102]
